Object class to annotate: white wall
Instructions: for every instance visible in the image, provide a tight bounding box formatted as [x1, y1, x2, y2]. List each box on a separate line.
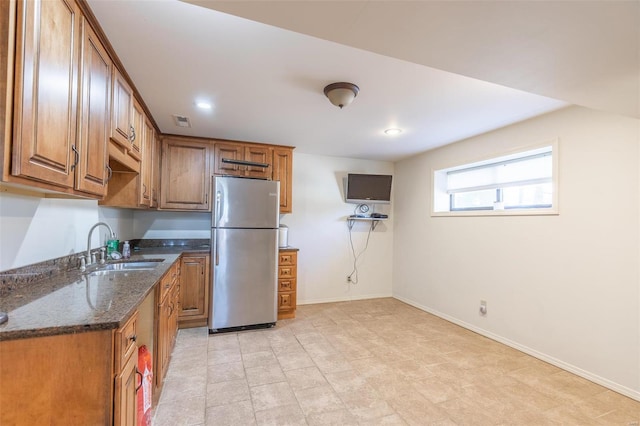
[0, 193, 134, 271]
[393, 106, 640, 399]
[285, 153, 394, 304]
[130, 153, 395, 304]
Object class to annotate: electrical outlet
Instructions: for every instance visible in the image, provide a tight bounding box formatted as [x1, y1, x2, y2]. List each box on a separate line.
[479, 300, 487, 315]
[346, 276, 352, 283]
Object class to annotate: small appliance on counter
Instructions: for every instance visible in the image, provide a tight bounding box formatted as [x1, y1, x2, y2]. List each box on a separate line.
[278, 224, 289, 248]
[210, 176, 280, 333]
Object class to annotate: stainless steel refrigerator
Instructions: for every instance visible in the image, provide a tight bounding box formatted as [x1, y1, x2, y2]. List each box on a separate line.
[209, 176, 280, 332]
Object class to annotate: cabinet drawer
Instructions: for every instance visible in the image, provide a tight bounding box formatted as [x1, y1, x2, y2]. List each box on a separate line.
[278, 265, 296, 279]
[278, 252, 296, 265]
[160, 262, 178, 301]
[278, 292, 295, 310]
[279, 278, 296, 292]
[114, 311, 138, 372]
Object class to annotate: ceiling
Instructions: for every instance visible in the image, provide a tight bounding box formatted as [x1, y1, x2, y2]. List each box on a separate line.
[86, 1, 638, 162]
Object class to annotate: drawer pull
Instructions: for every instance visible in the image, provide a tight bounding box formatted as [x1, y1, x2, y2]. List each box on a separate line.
[135, 367, 143, 392]
[129, 334, 137, 343]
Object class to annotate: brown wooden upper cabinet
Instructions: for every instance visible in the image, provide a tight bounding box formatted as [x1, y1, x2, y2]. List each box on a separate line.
[140, 116, 155, 207]
[273, 147, 293, 214]
[75, 17, 112, 197]
[108, 67, 140, 172]
[160, 136, 211, 211]
[214, 141, 272, 180]
[130, 98, 144, 161]
[8, 0, 110, 197]
[151, 132, 161, 208]
[110, 68, 133, 149]
[99, 106, 153, 209]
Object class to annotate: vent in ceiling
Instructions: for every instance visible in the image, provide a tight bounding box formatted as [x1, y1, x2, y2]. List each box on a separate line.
[172, 114, 191, 128]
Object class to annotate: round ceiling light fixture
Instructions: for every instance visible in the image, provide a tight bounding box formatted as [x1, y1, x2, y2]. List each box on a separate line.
[384, 128, 403, 136]
[323, 82, 359, 109]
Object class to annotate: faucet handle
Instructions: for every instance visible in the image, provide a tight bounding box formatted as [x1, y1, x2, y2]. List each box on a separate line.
[78, 255, 86, 272]
[99, 248, 106, 264]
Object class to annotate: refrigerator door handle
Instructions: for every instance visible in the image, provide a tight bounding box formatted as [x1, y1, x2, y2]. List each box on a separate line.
[214, 230, 220, 266]
[215, 190, 223, 225]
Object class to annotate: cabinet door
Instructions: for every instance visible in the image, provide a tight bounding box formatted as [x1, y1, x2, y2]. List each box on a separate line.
[114, 351, 138, 426]
[244, 145, 272, 179]
[75, 17, 110, 197]
[12, 0, 80, 188]
[110, 67, 133, 150]
[151, 129, 160, 208]
[129, 98, 143, 161]
[138, 116, 153, 207]
[170, 284, 180, 349]
[214, 142, 243, 176]
[178, 255, 210, 326]
[156, 296, 169, 388]
[160, 137, 211, 210]
[273, 147, 293, 213]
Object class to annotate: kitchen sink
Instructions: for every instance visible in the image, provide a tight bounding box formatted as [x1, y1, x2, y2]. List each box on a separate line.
[101, 262, 161, 271]
[86, 259, 164, 275]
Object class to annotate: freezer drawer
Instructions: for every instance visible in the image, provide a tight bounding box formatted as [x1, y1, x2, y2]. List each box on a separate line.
[210, 228, 278, 330]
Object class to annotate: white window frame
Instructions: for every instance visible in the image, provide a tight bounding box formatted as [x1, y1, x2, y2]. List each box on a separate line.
[431, 138, 559, 217]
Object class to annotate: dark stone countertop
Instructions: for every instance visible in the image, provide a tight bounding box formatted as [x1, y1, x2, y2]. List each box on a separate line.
[0, 245, 209, 342]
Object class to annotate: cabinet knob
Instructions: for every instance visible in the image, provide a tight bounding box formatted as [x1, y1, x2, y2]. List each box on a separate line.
[129, 334, 137, 343]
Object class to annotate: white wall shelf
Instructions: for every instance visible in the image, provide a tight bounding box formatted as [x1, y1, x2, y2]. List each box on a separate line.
[346, 216, 388, 231]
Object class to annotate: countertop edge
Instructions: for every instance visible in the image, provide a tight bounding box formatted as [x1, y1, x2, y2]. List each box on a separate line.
[0, 248, 207, 342]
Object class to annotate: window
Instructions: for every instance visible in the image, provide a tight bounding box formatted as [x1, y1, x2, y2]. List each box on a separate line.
[432, 141, 558, 216]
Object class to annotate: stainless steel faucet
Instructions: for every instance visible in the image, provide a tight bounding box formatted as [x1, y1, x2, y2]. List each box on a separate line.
[86, 222, 115, 266]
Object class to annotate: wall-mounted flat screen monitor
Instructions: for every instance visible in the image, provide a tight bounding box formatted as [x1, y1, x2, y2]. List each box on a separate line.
[345, 173, 392, 204]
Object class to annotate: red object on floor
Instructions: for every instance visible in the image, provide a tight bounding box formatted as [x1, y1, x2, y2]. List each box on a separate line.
[137, 345, 153, 426]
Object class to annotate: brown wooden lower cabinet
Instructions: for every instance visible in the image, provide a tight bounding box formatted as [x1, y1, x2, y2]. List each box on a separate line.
[0, 330, 114, 425]
[113, 311, 139, 426]
[278, 248, 298, 320]
[178, 253, 210, 328]
[0, 314, 141, 426]
[0, 258, 185, 425]
[114, 343, 138, 426]
[156, 261, 180, 394]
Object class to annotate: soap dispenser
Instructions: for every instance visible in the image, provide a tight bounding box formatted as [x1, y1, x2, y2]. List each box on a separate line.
[122, 241, 131, 259]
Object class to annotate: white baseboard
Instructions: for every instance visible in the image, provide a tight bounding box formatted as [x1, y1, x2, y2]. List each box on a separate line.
[298, 293, 392, 306]
[393, 295, 640, 403]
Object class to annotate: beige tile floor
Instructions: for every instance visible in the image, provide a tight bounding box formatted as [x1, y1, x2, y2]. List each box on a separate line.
[152, 298, 640, 425]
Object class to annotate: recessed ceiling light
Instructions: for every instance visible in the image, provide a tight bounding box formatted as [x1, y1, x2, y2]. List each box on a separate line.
[384, 128, 402, 136]
[196, 101, 212, 109]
